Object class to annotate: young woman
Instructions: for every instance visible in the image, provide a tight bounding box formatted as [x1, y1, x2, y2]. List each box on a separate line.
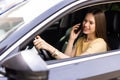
[33, 8, 108, 59]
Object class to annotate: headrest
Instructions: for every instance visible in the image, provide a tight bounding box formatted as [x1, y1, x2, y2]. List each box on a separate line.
[105, 11, 120, 33]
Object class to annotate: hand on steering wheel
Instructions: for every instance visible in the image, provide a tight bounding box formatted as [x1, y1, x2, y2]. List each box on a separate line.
[33, 36, 55, 60]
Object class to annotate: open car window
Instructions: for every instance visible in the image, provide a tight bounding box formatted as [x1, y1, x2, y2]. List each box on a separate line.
[17, 3, 119, 62]
[0, 17, 24, 42]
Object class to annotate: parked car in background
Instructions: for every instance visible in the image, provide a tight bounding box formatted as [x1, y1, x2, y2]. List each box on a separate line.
[0, 0, 120, 80]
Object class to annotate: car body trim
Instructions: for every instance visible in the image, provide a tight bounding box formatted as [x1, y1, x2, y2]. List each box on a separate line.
[47, 51, 120, 69]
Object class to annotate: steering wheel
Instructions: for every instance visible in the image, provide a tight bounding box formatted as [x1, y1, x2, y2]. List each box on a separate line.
[36, 49, 55, 61]
[26, 40, 54, 61]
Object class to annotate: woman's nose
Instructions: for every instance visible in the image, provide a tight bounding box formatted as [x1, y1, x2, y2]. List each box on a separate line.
[84, 22, 89, 27]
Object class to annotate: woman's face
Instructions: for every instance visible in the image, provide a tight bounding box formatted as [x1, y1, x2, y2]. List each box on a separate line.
[82, 13, 96, 35]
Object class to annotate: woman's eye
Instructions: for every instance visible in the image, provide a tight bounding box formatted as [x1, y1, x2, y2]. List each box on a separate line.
[90, 21, 94, 25]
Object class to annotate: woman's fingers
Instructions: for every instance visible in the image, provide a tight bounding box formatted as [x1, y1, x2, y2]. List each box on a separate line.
[75, 23, 81, 29]
[72, 23, 81, 31]
[35, 35, 40, 39]
[35, 43, 42, 49]
[33, 35, 47, 49]
[34, 36, 41, 45]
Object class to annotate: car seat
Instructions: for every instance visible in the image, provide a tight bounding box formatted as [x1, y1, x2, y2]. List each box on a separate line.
[105, 10, 120, 50]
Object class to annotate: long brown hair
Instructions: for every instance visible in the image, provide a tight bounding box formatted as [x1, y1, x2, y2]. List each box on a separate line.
[86, 8, 109, 50]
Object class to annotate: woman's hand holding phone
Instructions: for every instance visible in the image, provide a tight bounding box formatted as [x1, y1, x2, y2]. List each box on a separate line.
[74, 23, 82, 34]
[69, 23, 81, 41]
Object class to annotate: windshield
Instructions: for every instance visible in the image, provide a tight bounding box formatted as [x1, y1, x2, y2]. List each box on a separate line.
[0, 17, 24, 41]
[0, 0, 26, 42]
[0, 0, 63, 42]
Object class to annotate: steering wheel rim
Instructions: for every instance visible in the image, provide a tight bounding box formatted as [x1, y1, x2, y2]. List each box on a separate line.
[27, 43, 55, 61]
[37, 49, 55, 61]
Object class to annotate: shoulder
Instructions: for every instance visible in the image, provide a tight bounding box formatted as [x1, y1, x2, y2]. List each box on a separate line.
[92, 38, 106, 44]
[90, 38, 107, 49]
[87, 38, 107, 53]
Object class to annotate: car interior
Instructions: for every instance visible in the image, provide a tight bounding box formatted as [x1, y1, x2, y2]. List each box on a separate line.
[105, 9, 120, 50]
[42, 3, 120, 49]
[19, 2, 120, 61]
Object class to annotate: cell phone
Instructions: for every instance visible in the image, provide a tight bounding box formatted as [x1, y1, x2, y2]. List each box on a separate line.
[74, 24, 82, 34]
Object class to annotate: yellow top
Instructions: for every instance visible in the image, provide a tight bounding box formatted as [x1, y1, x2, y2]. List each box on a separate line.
[75, 37, 107, 56]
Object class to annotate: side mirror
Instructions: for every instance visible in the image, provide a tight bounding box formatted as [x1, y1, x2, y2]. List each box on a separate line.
[1, 48, 49, 80]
